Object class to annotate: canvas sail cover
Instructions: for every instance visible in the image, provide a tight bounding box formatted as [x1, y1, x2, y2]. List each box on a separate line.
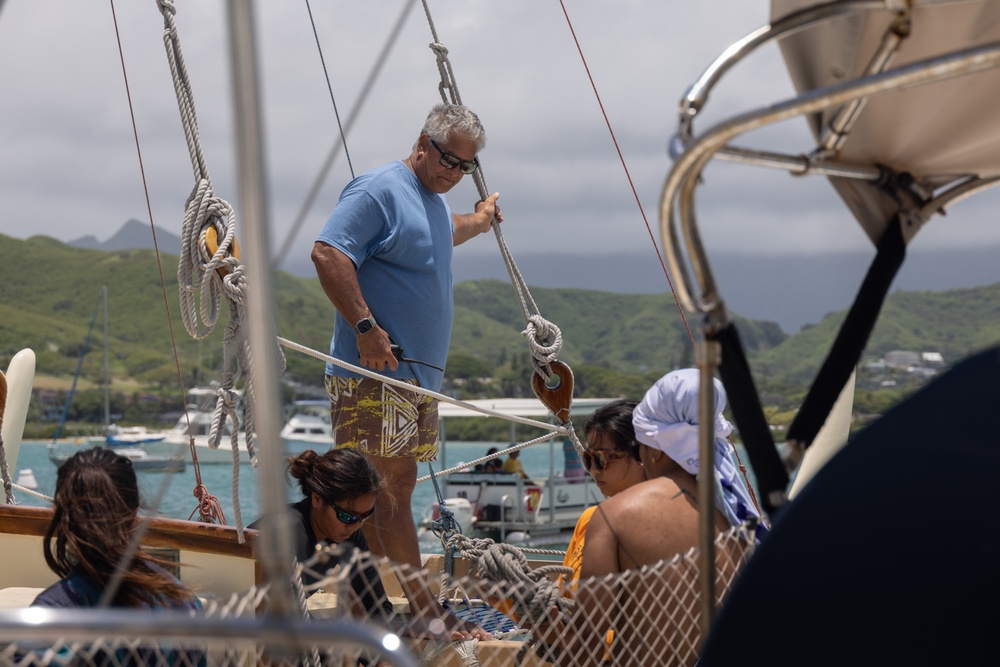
[771, 0, 1000, 245]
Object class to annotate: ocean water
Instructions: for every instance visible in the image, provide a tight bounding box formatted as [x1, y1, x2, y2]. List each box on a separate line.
[10, 439, 569, 529]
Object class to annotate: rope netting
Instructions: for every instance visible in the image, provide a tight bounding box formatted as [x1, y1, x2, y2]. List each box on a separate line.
[0, 524, 755, 667]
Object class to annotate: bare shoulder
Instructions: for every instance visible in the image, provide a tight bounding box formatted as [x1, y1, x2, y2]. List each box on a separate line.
[597, 477, 703, 568]
[591, 478, 683, 529]
[615, 477, 685, 509]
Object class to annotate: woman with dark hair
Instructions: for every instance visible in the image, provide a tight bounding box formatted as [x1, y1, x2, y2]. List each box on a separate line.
[32, 446, 200, 610]
[561, 399, 647, 585]
[250, 447, 394, 622]
[509, 400, 647, 663]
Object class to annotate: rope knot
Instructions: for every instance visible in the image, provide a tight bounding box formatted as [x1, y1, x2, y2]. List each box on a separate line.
[431, 501, 461, 541]
[429, 41, 449, 58]
[521, 314, 563, 378]
[157, 0, 176, 19]
[189, 483, 226, 525]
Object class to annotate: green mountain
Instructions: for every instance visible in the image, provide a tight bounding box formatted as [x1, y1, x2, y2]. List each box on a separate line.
[2, 233, 998, 419]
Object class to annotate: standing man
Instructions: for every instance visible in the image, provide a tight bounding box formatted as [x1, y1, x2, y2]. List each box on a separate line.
[311, 103, 499, 638]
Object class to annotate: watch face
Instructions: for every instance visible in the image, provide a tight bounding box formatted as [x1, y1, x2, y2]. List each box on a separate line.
[355, 318, 375, 334]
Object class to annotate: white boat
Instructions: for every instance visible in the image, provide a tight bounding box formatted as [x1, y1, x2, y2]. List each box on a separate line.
[49, 444, 185, 474]
[92, 424, 168, 447]
[145, 386, 251, 465]
[279, 399, 333, 447]
[417, 397, 615, 546]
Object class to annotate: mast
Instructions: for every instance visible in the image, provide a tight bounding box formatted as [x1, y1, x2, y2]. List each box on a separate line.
[224, 0, 297, 618]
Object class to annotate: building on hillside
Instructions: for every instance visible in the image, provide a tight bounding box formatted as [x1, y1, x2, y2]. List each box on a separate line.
[884, 350, 921, 369]
[921, 351, 944, 367]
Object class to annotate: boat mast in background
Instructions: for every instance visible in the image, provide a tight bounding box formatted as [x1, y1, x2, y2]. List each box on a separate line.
[102, 285, 110, 431]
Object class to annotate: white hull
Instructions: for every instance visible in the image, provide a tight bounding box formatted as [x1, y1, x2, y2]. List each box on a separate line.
[144, 433, 251, 465]
[1, 349, 35, 472]
[49, 444, 185, 473]
[419, 471, 599, 545]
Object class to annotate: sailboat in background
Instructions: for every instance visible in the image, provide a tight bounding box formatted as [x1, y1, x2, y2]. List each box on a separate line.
[87, 287, 169, 448]
[48, 286, 182, 472]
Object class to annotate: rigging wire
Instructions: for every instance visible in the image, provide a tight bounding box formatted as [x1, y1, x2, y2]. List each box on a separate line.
[106, 0, 224, 523]
[556, 0, 695, 347]
[273, 0, 418, 270]
[303, 0, 357, 181]
[554, 0, 763, 520]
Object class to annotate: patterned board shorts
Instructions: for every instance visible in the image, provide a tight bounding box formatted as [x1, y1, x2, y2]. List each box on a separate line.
[324, 375, 439, 462]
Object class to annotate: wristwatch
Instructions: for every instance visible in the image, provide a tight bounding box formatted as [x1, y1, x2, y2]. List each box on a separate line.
[354, 316, 377, 335]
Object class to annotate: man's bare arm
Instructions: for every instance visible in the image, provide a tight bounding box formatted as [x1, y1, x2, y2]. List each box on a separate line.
[453, 192, 501, 246]
[311, 241, 397, 372]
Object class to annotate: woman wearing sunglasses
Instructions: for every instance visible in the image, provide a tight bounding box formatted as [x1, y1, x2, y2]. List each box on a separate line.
[249, 447, 393, 623]
[512, 401, 648, 663]
[561, 399, 648, 586]
[564, 369, 767, 665]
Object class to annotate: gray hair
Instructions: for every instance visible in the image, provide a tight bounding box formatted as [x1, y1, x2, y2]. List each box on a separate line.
[419, 103, 487, 152]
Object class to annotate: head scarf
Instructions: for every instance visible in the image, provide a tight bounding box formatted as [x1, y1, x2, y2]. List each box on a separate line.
[632, 368, 764, 531]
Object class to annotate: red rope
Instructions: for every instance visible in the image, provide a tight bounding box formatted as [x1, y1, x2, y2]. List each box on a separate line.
[189, 482, 227, 524]
[556, 0, 696, 347]
[557, 2, 764, 522]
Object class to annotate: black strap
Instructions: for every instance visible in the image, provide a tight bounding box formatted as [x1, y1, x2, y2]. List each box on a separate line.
[786, 215, 906, 447]
[712, 322, 787, 517]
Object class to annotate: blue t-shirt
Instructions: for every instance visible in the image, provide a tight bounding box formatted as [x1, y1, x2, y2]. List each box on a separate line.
[317, 160, 454, 392]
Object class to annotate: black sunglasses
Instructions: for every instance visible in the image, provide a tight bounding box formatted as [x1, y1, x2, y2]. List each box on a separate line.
[429, 138, 479, 175]
[581, 448, 632, 472]
[330, 501, 376, 525]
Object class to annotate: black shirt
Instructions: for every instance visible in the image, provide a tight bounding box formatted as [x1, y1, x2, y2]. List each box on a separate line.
[249, 497, 394, 621]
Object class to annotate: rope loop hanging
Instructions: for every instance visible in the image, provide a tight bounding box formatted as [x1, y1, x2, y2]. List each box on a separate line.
[156, 0, 285, 533]
[428, 41, 462, 106]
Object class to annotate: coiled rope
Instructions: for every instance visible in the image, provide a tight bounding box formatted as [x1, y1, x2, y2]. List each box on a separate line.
[447, 532, 575, 664]
[156, 0, 285, 537]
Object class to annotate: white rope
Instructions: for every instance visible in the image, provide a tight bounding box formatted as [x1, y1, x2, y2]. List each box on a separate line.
[277, 337, 567, 434]
[156, 1, 286, 536]
[8, 482, 53, 503]
[419, 0, 564, 382]
[451, 639, 481, 667]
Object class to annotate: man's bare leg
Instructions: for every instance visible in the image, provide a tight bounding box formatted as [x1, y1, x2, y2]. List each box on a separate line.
[366, 455, 488, 641]
[367, 455, 420, 569]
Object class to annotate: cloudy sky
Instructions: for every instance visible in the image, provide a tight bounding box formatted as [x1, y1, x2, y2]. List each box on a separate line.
[1, 0, 998, 307]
